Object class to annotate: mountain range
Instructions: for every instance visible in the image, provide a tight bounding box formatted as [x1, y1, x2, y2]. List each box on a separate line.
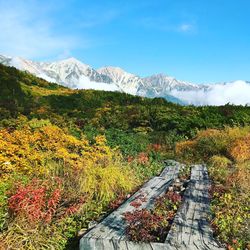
[1, 54, 249, 106]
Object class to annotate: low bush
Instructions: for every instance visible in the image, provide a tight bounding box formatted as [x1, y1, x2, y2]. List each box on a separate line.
[124, 191, 182, 243]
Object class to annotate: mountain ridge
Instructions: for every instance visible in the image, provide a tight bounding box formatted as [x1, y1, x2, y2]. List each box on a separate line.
[1, 54, 249, 105]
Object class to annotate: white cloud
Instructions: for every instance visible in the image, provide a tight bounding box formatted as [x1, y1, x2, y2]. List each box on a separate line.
[138, 17, 196, 34]
[76, 76, 120, 92]
[0, 1, 80, 59]
[179, 23, 194, 32]
[170, 81, 250, 106]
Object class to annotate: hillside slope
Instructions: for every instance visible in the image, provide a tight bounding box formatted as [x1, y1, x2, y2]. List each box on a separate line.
[1, 63, 250, 140]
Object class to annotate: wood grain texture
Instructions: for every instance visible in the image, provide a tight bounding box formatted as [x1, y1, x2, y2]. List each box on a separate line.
[165, 165, 224, 250]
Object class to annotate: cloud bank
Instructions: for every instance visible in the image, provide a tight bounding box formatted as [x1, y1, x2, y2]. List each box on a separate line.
[170, 81, 250, 106]
[76, 76, 120, 92]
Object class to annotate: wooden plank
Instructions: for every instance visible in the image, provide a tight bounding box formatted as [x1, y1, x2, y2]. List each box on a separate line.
[80, 161, 181, 249]
[80, 237, 167, 250]
[86, 177, 171, 240]
[165, 165, 224, 250]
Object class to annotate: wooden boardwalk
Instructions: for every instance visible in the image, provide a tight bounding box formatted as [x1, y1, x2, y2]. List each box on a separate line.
[80, 163, 224, 250]
[165, 165, 224, 250]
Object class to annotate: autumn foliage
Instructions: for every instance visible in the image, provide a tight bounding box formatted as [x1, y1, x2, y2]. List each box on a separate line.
[229, 133, 250, 162]
[0, 121, 138, 249]
[8, 179, 62, 224]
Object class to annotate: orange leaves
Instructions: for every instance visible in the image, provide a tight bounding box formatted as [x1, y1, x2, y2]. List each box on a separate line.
[176, 127, 250, 163]
[151, 144, 161, 152]
[137, 152, 149, 164]
[175, 140, 196, 154]
[179, 127, 250, 248]
[126, 152, 149, 165]
[229, 134, 250, 162]
[226, 163, 250, 194]
[36, 106, 48, 114]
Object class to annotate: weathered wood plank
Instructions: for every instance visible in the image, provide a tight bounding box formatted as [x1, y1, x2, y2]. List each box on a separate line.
[80, 238, 167, 250]
[80, 161, 181, 248]
[165, 165, 224, 250]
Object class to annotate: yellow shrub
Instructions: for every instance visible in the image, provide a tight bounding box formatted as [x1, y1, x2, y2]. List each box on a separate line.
[0, 122, 138, 203]
[79, 161, 136, 204]
[208, 155, 232, 183]
[225, 126, 250, 141]
[0, 119, 139, 250]
[208, 155, 232, 167]
[175, 140, 197, 162]
[83, 135, 114, 165]
[0, 123, 119, 177]
[0, 220, 65, 250]
[196, 128, 221, 139]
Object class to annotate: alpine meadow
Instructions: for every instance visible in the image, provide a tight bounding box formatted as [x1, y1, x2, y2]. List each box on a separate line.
[0, 0, 250, 249]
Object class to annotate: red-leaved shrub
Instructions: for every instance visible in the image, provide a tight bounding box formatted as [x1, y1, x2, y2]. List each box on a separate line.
[8, 179, 62, 224]
[137, 152, 149, 164]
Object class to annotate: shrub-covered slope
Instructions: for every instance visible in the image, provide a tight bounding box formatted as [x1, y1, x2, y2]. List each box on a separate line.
[1, 63, 250, 249]
[1, 63, 250, 143]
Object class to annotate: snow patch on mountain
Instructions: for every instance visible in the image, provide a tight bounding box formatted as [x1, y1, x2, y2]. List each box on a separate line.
[97, 66, 143, 95]
[39, 57, 116, 89]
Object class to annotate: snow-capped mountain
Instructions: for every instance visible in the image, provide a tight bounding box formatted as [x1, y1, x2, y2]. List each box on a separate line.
[0, 55, 54, 82]
[0, 55, 120, 91]
[138, 74, 209, 99]
[1, 54, 193, 99]
[40, 58, 115, 89]
[1, 54, 250, 106]
[97, 66, 143, 95]
[143, 74, 207, 92]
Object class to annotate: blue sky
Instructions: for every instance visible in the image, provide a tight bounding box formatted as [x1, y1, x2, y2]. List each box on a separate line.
[0, 0, 249, 83]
